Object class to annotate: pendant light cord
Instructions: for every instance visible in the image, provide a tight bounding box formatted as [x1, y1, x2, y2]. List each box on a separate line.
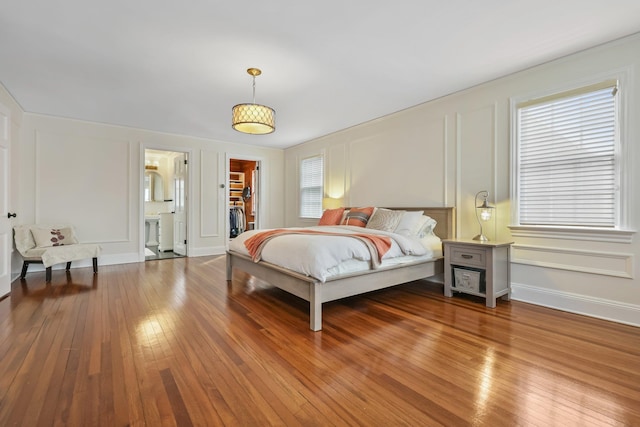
[252, 76, 256, 104]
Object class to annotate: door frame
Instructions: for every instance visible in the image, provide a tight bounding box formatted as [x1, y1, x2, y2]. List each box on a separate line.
[140, 145, 192, 261]
[225, 153, 265, 248]
[0, 102, 11, 296]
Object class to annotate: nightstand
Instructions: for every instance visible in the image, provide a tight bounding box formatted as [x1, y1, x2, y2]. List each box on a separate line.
[443, 239, 513, 308]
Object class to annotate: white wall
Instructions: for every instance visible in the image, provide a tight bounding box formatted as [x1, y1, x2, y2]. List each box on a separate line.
[284, 33, 640, 326]
[15, 113, 284, 271]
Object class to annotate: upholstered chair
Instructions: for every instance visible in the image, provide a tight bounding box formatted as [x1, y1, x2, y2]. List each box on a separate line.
[13, 225, 101, 282]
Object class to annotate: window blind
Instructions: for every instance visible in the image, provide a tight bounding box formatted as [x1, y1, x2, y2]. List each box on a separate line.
[517, 81, 618, 227]
[299, 155, 323, 218]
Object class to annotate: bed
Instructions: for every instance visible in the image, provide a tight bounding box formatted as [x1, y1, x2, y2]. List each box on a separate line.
[226, 207, 455, 331]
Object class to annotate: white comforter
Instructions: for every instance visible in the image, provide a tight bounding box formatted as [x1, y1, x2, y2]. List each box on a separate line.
[228, 226, 435, 282]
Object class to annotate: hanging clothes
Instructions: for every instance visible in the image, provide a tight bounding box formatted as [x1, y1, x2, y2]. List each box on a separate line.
[230, 206, 245, 238]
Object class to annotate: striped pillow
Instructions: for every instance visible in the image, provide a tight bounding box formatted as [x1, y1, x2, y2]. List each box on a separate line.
[341, 207, 375, 227]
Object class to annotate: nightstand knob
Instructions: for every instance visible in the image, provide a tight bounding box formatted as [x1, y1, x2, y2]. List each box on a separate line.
[461, 254, 473, 259]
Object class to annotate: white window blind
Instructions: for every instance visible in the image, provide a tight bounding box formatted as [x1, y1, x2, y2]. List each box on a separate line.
[299, 155, 323, 218]
[517, 81, 618, 227]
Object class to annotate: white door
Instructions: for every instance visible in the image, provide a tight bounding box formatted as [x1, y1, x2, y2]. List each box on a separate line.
[0, 103, 12, 296]
[173, 153, 187, 256]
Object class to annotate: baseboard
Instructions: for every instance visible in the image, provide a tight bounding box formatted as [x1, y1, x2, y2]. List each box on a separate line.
[11, 247, 228, 281]
[101, 252, 142, 265]
[187, 246, 227, 257]
[511, 282, 640, 327]
[12, 252, 141, 277]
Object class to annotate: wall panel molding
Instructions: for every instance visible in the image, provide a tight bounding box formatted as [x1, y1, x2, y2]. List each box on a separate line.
[34, 130, 131, 243]
[455, 103, 497, 239]
[441, 115, 449, 207]
[512, 244, 633, 278]
[200, 149, 219, 238]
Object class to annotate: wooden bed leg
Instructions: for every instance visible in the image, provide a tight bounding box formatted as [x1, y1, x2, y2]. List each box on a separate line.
[45, 267, 52, 282]
[66, 262, 72, 271]
[310, 283, 322, 331]
[226, 254, 233, 282]
[93, 257, 98, 274]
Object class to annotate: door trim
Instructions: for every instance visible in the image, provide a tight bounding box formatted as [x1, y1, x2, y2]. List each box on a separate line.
[0, 102, 11, 296]
[226, 153, 265, 249]
[140, 145, 193, 261]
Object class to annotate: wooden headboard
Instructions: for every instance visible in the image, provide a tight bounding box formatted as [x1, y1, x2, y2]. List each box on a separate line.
[386, 207, 456, 240]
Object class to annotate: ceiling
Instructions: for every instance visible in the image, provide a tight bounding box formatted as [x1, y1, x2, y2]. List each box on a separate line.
[1, 1, 640, 149]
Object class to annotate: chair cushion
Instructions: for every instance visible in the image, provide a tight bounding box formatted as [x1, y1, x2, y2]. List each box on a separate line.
[22, 247, 49, 260]
[40, 244, 101, 268]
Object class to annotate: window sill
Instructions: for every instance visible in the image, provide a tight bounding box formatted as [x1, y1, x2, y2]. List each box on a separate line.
[508, 225, 635, 243]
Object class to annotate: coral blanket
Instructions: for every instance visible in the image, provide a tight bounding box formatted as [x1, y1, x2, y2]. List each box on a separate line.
[244, 229, 392, 269]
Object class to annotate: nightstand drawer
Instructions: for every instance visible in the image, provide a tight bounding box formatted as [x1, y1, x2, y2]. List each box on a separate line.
[450, 247, 486, 268]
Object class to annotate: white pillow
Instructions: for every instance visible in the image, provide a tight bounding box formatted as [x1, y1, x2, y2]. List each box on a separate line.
[31, 227, 78, 248]
[366, 208, 405, 232]
[393, 211, 424, 236]
[420, 233, 443, 254]
[415, 215, 437, 237]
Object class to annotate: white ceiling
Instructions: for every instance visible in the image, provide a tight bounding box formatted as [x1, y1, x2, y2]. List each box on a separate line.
[1, 1, 639, 149]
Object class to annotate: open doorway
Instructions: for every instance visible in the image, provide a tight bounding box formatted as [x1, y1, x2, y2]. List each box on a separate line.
[144, 149, 188, 261]
[228, 158, 260, 243]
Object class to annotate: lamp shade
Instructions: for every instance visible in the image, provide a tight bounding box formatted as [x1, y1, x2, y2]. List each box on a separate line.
[322, 197, 343, 210]
[477, 197, 494, 221]
[232, 103, 275, 135]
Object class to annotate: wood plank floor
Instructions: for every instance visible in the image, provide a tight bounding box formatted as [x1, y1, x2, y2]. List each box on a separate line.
[0, 256, 638, 426]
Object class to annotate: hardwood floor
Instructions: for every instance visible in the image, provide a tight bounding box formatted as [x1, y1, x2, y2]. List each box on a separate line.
[0, 256, 638, 426]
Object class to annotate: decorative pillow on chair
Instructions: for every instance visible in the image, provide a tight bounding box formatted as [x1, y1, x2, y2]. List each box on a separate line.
[318, 208, 345, 226]
[366, 208, 405, 232]
[341, 207, 375, 227]
[31, 227, 78, 248]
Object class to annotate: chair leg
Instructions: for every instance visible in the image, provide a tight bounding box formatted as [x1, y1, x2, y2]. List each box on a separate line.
[20, 262, 29, 279]
[45, 267, 52, 282]
[66, 262, 72, 271]
[93, 258, 98, 274]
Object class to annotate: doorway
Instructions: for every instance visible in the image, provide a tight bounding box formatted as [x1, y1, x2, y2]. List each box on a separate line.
[228, 158, 260, 243]
[144, 149, 188, 261]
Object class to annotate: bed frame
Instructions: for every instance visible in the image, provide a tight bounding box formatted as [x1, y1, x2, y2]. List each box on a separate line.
[226, 207, 456, 331]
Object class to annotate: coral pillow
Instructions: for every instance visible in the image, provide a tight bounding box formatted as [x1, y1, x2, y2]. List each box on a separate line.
[341, 207, 375, 227]
[318, 208, 345, 225]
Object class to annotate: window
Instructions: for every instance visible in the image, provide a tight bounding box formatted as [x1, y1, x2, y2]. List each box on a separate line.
[514, 80, 620, 228]
[299, 155, 323, 218]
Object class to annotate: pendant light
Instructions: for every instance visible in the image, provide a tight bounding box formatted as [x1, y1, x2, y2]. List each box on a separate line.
[232, 68, 275, 135]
